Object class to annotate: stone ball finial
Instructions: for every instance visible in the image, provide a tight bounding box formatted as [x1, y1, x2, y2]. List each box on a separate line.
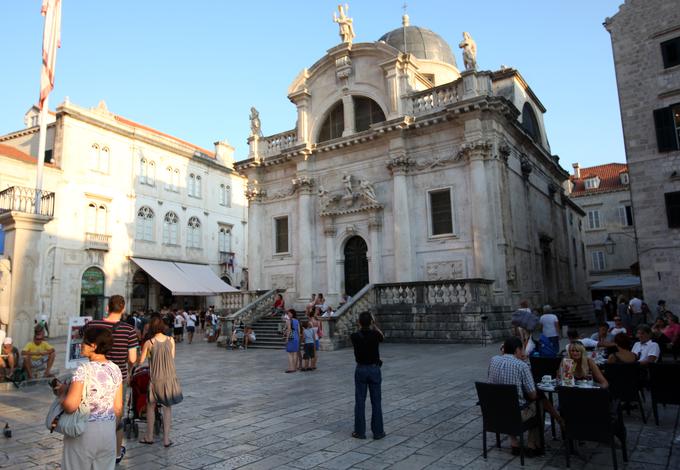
[402, 13, 410, 27]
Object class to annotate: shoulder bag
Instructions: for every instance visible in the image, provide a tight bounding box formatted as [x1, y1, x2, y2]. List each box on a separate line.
[45, 366, 90, 437]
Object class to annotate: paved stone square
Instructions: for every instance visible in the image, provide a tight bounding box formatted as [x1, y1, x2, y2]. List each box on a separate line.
[1, 337, 678, 469]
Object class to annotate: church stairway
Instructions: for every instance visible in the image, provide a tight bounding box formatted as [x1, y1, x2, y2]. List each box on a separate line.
[232, 313, 308, 350]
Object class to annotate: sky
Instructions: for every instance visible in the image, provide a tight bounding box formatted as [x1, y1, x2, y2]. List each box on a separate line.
[0, 0, 625, 170]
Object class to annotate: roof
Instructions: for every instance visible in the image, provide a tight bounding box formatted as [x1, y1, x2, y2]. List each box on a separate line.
[112, 115, 214, 158]
[0, 143, 56, 168]
[570, 163, 629, 197]
[378, 25, 457, 67]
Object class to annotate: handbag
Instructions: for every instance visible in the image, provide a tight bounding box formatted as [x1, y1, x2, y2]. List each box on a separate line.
[45, 368, 90, 438]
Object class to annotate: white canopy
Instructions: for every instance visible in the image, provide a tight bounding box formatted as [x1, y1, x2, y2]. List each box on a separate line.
[590, 275, 641, 290]
[131, 257, 237, 296]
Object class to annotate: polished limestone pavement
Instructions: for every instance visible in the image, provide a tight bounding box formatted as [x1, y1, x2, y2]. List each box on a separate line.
[0, 334, 678, 469]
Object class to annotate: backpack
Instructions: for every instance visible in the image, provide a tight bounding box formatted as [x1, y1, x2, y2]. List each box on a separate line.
[511, 309, 538, 332]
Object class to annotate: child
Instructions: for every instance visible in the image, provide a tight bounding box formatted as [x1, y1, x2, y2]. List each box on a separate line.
[302, 321, 316, 371]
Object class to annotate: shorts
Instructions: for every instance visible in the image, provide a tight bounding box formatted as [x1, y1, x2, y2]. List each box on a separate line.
[303, 343, 315, 359]
[187, 326, 195, 333]
[29, 356, 49, 372]
[315, 339, 320, 351]
[174, 327, 183, 335]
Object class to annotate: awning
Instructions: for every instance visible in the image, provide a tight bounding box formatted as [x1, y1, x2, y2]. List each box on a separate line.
[131, 257, 236, 295]
[175, 262, 239, 293]
[590, 275, 641, 290]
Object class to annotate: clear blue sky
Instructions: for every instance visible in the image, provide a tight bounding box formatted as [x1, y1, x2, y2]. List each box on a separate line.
[0, 0, 625, 170]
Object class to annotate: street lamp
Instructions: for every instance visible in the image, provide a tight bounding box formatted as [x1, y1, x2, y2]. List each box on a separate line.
[604, 234, 615, 255]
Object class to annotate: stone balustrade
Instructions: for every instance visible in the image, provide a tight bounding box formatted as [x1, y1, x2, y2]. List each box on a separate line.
[0, 185, 55, 217]
[319, 283, 374, 351]
[218, 288, 283, 345]
[84, 232, 111, 251]
[409, 81, 463, 115]
[263, 129, 297, 157]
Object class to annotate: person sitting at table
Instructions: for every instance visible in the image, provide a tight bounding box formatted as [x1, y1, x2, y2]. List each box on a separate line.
[590, 323, 615, 347]
[564, 329, 598, 355]
[663, 314, 680, 345]
[609, 316, 627, 337]
[488, 337, 544, 457]
[632, 325, 660, 364]
[561, 342, 608, 388]
[651, 317, 670, 349]
[607, 333, 637, 364]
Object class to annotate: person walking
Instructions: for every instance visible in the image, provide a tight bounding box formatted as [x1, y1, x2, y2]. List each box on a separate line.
[538, 305, 560, 353]
[138, 317, 183, 447]
[86, 295, 138, 465]
[185, 311, 197, 344]
[284, 309, 300, 373]
[59, 326, 123, 470]
[351, 311, 385, 440]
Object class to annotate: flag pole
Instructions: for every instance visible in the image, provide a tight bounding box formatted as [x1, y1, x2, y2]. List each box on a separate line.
[35, 94, 49, 212]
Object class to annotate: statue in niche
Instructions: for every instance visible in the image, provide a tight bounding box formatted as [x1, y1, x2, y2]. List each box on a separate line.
[249, 107, 262, 137]
[359, 179, 378, 204]
[333, 4, 355, 46]
[458, 32, 477, 71]
[342, 173, 353, 198]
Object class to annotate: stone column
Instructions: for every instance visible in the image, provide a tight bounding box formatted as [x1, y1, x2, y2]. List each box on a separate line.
[324, 224, 337, 297]
[0, 211, 51, 349]
[387, 152, 414, 282]
[466, 143, 495, 279]
[368, 213, 383, 283]
[294, 92, 311, 145]
[296, 174, 315, 301]
[245, 185, 265, 289]
[342, 94, 355, 137]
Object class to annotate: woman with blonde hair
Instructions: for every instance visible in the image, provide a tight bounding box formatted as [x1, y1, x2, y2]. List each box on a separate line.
[561, 342, 608, 388]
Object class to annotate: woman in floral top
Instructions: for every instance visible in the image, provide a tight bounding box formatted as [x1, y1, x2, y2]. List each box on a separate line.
[60, 326, 123, 469]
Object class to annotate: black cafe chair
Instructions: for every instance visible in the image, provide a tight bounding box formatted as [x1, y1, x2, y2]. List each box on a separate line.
[648, 362, 680, 425]
[557, 386, 627, 470]
[475, 382, 544, 467]
[603, 363, 646, 423]
[529, 356, 562, 438]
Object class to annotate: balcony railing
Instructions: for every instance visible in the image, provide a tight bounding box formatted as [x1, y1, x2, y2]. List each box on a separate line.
[0, 186, 55, 217]
[219, 251, 235, 264]
[85, 232, 111, 251]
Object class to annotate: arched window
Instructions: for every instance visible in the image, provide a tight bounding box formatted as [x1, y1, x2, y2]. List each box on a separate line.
[188, 173, 195, 196]
[318, 101, 344, 142]
[100, 147, 110, 173]
[195, 175, 202, 198]
[165, 167, 173, 190]
[163, 211, 179, 244]
[90, 144, 100, 170]
[218, 226, 232, 252]
[136, 206, 155, 241]
[173, 169, 180, 191]
[219, 184, 232, 207]
[521, 103, 541, 142]
[147, 161, 156, 185]
[139, 158, 148, 184]
[353, 96, 386, 132]
[187, 216, 202, 248]
[86, 202, 107, 234]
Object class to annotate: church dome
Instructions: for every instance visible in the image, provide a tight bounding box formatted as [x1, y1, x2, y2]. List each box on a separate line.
[379, 24, 457, 67]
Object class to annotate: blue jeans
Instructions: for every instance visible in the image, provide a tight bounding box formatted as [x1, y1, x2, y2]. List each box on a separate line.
[354, 364, 384, 438]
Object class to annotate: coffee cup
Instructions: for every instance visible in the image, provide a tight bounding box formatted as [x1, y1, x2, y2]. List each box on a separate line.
[541, 375, 551, 384]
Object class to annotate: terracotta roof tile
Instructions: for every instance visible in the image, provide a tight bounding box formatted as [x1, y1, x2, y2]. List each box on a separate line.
[570, 163, 628, 196]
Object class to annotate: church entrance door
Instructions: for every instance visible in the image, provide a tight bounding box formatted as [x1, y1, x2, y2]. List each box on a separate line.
[344, 236, 369, 296]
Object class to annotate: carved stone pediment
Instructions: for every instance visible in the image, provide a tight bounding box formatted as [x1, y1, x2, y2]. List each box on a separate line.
[318, 174, 383, 216]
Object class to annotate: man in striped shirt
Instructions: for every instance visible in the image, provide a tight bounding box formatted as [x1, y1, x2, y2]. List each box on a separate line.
[86, 295, 138, 464]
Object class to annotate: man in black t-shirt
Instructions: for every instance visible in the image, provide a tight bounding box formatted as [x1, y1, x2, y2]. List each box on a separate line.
[350, 311, 385, 440]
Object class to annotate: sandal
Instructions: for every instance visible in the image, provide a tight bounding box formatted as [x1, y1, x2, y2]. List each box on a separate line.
[139, 438, 154, 445]
[164, 441, 174, 448]
[285, 370, 296, 373]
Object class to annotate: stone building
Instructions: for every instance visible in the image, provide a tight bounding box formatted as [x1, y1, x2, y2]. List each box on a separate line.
[605, 0, 680, 310]
[0, 100, 246, 346]
[237, 14, 589, 316]
[566, 162, 639, 297]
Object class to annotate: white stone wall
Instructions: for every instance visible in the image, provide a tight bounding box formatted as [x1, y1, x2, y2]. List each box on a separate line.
[606, 0, 680, 310]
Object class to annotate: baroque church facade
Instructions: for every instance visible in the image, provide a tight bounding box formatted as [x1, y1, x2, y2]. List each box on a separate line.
[238, 15, 589, 309]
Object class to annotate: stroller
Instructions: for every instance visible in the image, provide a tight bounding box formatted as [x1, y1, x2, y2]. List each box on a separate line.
[123, 366, 162, 438]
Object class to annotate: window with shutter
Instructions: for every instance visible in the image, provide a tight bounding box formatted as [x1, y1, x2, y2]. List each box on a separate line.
[591, 251, 605, 271]
[429, 189, 453, 236]
[661, 37, 680, 69]
[665, 191, 680, 228]
[587, 210, 601, 229]
[654, 105, 680, 152]
[274, 216, 289, 254]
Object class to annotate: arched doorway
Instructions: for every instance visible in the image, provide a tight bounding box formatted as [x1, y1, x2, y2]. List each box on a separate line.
[344, 236, 369, 296]
[80, 267, 105, 319]
[132, 270, 149, 312]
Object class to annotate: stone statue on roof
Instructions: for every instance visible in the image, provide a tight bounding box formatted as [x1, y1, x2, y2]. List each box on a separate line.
[249, 107, 262, 137]
[333, 4, 355, 46]
[359, 179, 378, 204]
[459, 32, 477, 71]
